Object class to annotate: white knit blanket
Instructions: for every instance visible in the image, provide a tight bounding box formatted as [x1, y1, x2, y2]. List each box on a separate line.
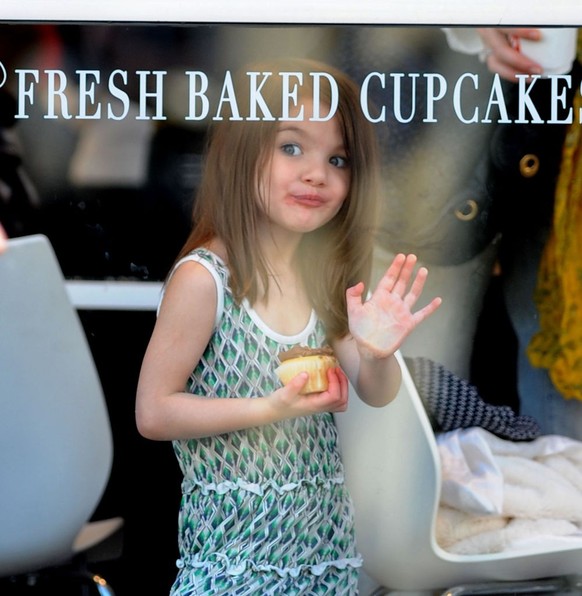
[436, 427, 582, 554]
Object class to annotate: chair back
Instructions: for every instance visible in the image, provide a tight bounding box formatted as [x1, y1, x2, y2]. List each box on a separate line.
[0, 235, 113, 576]
[335, 351, 582, 591]
[335, 351, 441, 588]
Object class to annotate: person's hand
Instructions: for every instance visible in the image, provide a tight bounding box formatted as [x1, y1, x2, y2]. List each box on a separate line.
[269, 365, 349, 417]
[477, 27, 543, 82]
[0, 223, 7, 254]
[346, 253, 442, 360]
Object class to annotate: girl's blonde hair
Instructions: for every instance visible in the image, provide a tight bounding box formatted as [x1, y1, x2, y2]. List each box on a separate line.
[177, 58, 380, 340]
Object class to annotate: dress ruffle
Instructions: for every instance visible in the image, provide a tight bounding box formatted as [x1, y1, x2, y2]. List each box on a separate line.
[181, 474, 345, 497]
[175, 553, 363, 578]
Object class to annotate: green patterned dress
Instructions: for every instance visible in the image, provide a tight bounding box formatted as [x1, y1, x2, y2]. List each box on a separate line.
[168, 248, 362, 595]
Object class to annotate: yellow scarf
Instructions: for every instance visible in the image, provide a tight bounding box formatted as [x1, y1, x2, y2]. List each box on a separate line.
[527, 67, 582, 401]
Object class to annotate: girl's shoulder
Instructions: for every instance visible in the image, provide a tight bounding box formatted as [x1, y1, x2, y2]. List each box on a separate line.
[175, 247, 227, 275]
[159, 247, 228, 323]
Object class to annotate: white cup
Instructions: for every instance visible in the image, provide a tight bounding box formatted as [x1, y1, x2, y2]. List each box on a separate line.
[515, 28, 578, 76]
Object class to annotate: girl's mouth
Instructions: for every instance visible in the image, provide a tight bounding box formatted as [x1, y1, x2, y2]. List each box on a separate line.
[292, 194, 324, 207]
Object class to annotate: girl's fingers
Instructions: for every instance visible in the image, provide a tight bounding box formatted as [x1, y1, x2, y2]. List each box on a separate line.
[326, 367, 346, 392]
[412, 296, 443, 325]
[376, 253, 406, 293]
[377, 253, 417, 297]
[345, 281, 365, 317]
[403, 266, 428, 308]
[389, 254, 421, 299]
[335, 366, 349, 398]
[330, 367, 349, 410]
[346, 281, 365, 301]
[289, 372, 309, 395]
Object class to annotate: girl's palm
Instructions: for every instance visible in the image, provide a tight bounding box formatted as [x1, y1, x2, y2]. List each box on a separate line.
[346, 254, 441, 358]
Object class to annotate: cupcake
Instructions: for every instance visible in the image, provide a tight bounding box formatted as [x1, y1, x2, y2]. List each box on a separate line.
[275, 345, 338, 394]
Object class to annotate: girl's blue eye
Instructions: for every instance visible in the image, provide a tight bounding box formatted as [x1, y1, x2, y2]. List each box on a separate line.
[330, 155, 349, 169]
[281, 143, 301, 156]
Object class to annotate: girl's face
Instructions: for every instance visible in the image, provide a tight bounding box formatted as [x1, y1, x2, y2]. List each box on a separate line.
[257, 101, 350, 236]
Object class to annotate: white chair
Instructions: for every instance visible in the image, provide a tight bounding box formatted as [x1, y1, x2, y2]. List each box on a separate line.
[335, 351, 582, 595]
[0, 234, 123, 595]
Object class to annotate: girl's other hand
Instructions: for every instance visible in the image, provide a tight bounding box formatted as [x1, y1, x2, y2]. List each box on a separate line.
[269, 366, 349, 418]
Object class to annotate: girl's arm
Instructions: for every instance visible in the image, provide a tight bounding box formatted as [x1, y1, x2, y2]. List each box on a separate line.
[135, 261, 349, 441]
[333, 253, 441, 408]
[331, 336, 402, 408]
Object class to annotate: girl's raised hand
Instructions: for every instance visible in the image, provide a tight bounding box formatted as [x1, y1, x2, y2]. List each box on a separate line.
[346, 253, 441, 359]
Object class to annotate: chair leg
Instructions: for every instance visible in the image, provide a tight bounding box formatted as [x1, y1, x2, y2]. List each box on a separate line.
[0, 570, 116, 595]
[441, 575, 576, 595]
[70, 569, 116, 596]
[90, 573, 116, 596]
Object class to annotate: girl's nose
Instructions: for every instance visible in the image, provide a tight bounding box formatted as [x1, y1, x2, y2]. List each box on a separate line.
[302, 158, 326, 185]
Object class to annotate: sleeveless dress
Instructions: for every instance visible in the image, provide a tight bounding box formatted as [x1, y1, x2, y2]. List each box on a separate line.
[167, 248, 362, 595]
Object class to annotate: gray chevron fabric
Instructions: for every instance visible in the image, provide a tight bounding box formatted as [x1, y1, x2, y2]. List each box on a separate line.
[405, 356, 541, 441]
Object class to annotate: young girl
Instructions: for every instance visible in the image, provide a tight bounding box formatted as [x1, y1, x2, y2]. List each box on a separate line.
[136, 58, 441, 595]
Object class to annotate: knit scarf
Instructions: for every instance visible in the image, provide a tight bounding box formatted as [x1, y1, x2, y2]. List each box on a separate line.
[527, 51, 582, 401]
